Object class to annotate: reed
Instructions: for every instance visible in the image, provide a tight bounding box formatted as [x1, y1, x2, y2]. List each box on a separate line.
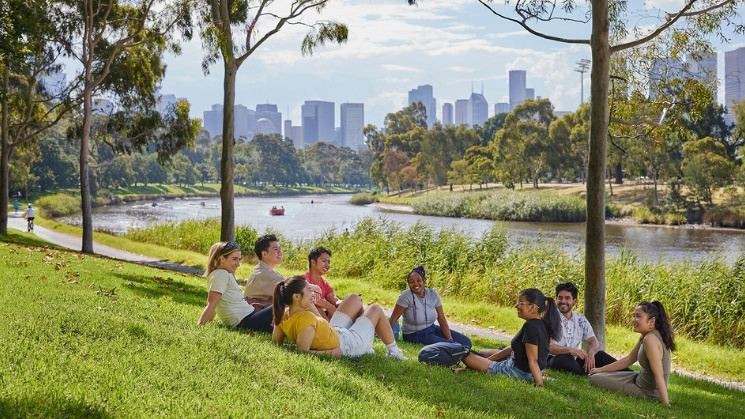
[124, 217, 257, 255]
[37, 193, 80, 217]
[413, 190, 586, 222]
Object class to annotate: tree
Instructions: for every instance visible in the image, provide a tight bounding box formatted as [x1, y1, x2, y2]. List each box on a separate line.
[52, 0, 195, 253]
[408, 0, 743, 347]
[197, 1, 348, 242]
[682, 137, 733, 205]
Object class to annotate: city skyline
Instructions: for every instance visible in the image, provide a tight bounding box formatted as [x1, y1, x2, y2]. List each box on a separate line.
[154, 0, 742, 132]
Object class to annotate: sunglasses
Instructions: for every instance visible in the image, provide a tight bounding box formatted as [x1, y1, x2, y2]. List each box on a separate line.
[223, 241, 240, 252]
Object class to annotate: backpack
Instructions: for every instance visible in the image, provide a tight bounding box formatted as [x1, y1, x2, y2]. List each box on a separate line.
[417, 341, 471, 366]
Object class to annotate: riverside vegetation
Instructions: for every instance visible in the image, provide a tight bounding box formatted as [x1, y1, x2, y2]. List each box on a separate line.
[1, 230, 744, 418]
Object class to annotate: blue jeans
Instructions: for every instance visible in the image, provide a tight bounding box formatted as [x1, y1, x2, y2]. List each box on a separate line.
[403, 324, 472, 348]
[487, 356, 534, 381]
[237, 305, 273, 333]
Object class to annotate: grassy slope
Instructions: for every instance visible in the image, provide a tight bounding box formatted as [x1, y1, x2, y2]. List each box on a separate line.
[1, 233, 744, 418]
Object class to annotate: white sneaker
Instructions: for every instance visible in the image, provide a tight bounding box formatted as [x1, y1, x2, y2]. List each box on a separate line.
[386, 347, 407, 360]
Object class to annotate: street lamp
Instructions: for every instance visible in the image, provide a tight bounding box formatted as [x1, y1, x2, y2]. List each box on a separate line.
[575, 59, 591, 104]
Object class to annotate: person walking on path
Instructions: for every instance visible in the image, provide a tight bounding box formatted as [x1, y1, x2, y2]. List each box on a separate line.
[13, 199, 20, 215]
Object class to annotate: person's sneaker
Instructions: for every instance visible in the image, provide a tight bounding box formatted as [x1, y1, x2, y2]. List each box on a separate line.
[386, 347, 406, 360]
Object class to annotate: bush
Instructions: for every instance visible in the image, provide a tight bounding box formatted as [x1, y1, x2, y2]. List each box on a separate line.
[37, 193, 80, 218]
[349, 193, 379, 205]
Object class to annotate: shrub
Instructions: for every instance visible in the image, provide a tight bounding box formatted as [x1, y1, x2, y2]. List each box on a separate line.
[37, 193, 80, 218]
[349, 193, 379, 205]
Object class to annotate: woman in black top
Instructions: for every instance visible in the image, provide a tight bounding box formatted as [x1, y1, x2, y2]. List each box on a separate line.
[461, 288, 561, 386]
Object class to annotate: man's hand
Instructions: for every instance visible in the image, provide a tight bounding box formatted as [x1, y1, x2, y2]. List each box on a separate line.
[571, 348, 588, 360]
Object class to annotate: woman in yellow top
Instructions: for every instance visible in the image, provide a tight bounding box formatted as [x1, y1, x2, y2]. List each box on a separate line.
[271, 276, 405, 360]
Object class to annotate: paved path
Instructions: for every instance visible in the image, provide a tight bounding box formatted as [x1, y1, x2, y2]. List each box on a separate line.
[7, 213, 744, 391]
[8, 214, 203, 275]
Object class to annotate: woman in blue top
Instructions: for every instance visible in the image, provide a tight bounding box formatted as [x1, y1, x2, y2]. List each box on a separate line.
[388, 266, 472, 347]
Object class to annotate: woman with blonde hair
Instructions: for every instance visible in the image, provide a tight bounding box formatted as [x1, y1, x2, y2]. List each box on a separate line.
[197, 241, 273, 333]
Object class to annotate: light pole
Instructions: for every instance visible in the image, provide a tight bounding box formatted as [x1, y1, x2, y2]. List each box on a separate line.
[575, 59, 591, 104]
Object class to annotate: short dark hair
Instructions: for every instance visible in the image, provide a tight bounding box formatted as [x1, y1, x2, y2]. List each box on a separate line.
[308, 246, 331, 269]
[555, 282, 578, 299]
[254, 234, 278, 260]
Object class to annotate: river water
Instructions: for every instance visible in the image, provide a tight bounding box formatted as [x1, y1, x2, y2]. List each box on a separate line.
[61, 193, 745, 264]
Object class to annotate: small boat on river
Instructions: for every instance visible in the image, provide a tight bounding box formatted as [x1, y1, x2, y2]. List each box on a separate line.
[270, 206, 285, 216]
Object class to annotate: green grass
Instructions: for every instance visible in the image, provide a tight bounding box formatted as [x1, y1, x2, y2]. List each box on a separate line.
[1, 234, 744, 418]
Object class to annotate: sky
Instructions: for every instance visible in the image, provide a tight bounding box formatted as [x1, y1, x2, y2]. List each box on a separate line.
[157, 0, 745, 130]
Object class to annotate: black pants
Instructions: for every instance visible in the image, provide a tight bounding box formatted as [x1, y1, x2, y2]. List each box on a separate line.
[547, 351, 620, 375]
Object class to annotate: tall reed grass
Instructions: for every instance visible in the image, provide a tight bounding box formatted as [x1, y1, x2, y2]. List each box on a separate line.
[37, 193, 80, 217]
[125, 216, 745, 347]
[413, 190, 586, 222]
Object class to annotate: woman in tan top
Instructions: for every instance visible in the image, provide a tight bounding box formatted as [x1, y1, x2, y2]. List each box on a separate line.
[589, 301, 675, 405]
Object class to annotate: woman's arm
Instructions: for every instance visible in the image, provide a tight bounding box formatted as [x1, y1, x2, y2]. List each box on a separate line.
[271, 325, 287, 346]
[296, 326, 342, 357]
[644, 334, 670, 405]
[435, 306, 453, 340]
[525, 342, 543, 386]
[388, 304, 406, 329]
[479, 346, 512, 361]
[590, 338, 641, 374]
[197, 291, 222, 325]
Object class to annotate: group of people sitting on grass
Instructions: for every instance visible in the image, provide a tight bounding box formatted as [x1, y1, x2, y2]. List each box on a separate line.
[198, 236, 675, 406]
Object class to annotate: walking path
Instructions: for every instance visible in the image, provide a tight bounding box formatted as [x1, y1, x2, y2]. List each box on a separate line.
[6, 214, 744, 391]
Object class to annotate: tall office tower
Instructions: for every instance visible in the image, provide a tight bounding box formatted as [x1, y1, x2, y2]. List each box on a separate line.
[454, 99, 469, 125]
[467, 92, 489, 126]
[689, 51, 718, 88]
[509, 70, 527, 110]
[234, 104, 250, 140]
[494, 103, 510, 114]
[649, 57, 684, 99]
[525, 88, 535, 101]
[255, 103, 282, 135]
[156, 94, 176, 114]
[302, 100, 335, 145]
[203, 104, 223, 138]
[340, 103, 365, 150]
[442, 103, 454, 126]
[725, 47, 745, 125]
[408, 84, 437, 127]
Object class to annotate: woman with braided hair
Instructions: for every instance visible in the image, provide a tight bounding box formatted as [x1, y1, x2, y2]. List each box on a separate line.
[388, 265, 471, 347]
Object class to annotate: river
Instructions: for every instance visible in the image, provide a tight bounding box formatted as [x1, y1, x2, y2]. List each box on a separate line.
[60, 193, 745, 264]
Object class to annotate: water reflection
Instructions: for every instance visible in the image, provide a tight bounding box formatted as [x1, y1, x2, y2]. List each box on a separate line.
[60, 193, 744, 264]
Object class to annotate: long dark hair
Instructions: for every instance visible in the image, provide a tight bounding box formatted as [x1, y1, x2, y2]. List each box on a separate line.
[520, 288, 562, 340]
[272, 276, 307, 326]
[637, 301, 676, 351]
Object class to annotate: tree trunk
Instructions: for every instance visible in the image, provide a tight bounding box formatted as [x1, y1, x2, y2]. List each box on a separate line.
[585, 0, 611, 349]
[0, 65, 10, 235]
[80, 86, 94, 253]
[614, 162, 623, 184]
[220, 59, 237, 242]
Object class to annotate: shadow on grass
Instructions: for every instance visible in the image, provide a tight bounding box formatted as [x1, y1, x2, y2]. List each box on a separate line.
[0, 231, 67, 249]
[0, 397, 111, 419]
[108, 271, 205, 307]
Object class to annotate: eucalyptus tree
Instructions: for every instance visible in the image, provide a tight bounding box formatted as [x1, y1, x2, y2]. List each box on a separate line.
[0, 0, 73, 233]
[196, 1, 348, 241]
[407, 0, 743, 346]
[51, 0, 196, 253]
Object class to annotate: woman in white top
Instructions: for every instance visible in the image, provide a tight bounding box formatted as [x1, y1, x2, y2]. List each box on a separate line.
[198, 241, 273, 332]
[388, 266, 471, 347]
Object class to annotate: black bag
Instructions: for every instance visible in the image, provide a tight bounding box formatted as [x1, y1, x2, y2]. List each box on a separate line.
[418, 341, 471, 366]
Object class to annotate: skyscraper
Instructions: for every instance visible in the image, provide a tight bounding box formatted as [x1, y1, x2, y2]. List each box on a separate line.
[689, 51, 718, 88]
[340, 103, 365, 150]
[509, 70, 527, 110]
[467, 92, 489, 126]
[203, 104, 222, 138]
[302, 100, 335, 145]
[255, 104, 282, 135]
[525, 88, 535, 101]
[408, 85, 437, 127]
[454, 99, 469, 126]
[234, 104, 250, 140]
[725, 47, 745, 125]
[494, 103, 510, 114]
[442, 103, 453, 126]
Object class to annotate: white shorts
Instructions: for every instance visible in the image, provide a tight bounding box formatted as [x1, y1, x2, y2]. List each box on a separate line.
[329, 311, 375, 357]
